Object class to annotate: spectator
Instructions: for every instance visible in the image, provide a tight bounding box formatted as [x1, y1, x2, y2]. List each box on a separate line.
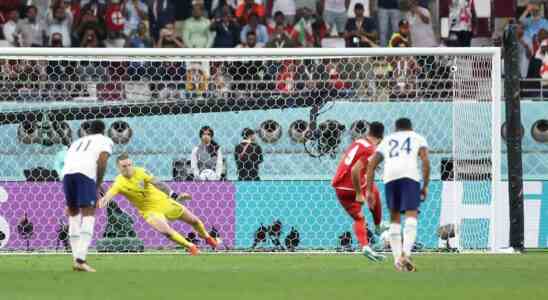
[0, 1, 23, 22]
[293, 9, 328, 47]
[47, 4, 73, 47]
[267, 23, 299, 47]
[235, 0, 265, 25]
[2, 9, 19, 46]
[210, 7, 241, 48]
[104, 0, 126, 39]
[406, 0, 436, 47]
[320, 0, 347, 37]
[516, 22, 532, 79]
[155, 22, 184, 47]
[234, 128, 263, 181]
[49, 31, 64, 46]
[183, 4, 215, 48]
[447, 0, 476, 47]
[122, 0, 148, 36]
[389, 19, 410, 47]
[73, 4, 105, 46]
[16, 5, 48, 47]
[191, 126, 224, 181]
[148, 0, 175, 42]
[80, 26, 102, 47]
[520, 2, 548, 42]
[69, 0, 83, 26]
[377, 0, 400, 47]
[347, 0, 368, 18]
[240, 13, 269, 45]
[527, 28, 547, 79]
[125, 20, 153, 47]
[238, 30, 263, 47]
[344, 3, 377, 47]
[268, 11, 298, 41]
[27, 0, 50, 23]
[267, 0, 296, 25]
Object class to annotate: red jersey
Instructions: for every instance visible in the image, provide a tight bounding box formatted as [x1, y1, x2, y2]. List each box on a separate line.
[331, 138, 376, 191]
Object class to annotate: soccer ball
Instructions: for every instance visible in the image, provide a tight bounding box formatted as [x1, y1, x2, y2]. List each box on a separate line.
[199, 169, 218, 181]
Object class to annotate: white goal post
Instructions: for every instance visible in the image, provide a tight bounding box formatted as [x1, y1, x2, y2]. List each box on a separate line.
[0, 47, 505, 253]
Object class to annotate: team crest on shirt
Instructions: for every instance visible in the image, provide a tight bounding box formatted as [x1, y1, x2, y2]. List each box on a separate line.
[138, 180, 145, 189]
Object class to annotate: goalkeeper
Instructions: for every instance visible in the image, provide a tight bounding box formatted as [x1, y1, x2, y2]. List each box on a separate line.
[98, 153, 220, 255]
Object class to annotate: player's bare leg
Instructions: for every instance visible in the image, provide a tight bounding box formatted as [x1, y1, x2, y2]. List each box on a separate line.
[401, 210, 418, 272]
[146, 216, 199, 255]
[179, 210, 220, 249]
[389, 210, 404, 271]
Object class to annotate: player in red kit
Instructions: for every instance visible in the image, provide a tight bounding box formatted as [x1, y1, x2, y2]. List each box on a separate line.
[332, 121, 385, 261]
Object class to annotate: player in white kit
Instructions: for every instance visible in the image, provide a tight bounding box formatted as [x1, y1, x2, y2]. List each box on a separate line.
[366, 118, 430, 272]
[62, 120, 113, 272]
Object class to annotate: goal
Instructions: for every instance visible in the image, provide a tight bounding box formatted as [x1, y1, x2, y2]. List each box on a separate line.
[0, 47, 503, 253]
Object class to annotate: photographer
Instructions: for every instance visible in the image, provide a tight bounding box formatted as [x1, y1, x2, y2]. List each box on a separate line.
[234, 128, 263, 181]
[155, 22, 184, 48]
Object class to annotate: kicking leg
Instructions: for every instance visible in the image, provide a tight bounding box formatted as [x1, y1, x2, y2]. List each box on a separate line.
[146, 214, 199, 255]
[178, 209, 219, 249]
[348, 204, 384, 262]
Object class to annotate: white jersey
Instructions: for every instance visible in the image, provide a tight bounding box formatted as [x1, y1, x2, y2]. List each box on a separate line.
[376, 130, 428, 184]
[63, 134, 114, 181]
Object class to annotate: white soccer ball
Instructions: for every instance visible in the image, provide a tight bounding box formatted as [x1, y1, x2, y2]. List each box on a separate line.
[199, 169, 217, 181]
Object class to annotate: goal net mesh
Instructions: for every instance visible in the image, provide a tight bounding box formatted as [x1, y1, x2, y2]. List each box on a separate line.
[0, 50, 500, 252]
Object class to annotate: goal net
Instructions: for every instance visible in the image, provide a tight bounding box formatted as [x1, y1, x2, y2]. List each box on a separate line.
[0, 48, 503, 253]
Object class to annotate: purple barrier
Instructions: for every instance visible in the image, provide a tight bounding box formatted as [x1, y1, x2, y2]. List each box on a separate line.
[0, 181, 236, 251]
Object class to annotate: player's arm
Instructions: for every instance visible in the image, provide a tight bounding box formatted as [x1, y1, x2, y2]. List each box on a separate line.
[366, 153, 383, 196]
[418, 147, 430, 200]
[149, 177, 192, 201]
[96, 151, 110, 193]
[98, 183, 119, 208]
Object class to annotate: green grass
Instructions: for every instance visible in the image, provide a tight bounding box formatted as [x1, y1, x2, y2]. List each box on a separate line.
[0, 253, 547, 300]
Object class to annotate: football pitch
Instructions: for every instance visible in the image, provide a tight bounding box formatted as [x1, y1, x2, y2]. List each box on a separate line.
[0, 253, 546, 300]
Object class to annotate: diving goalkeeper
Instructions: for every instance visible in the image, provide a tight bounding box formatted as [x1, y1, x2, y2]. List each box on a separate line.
[98, 153, 220, 255]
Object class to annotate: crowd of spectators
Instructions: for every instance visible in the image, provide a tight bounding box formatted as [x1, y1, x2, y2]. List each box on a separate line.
[2, 1, 548, 97]
[0, 0, 445, 50]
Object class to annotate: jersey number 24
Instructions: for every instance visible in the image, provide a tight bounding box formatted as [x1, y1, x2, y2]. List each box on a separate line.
[389, 137, 411, 158]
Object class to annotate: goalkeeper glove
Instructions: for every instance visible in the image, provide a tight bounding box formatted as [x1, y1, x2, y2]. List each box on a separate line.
[169, 191, 179, 200]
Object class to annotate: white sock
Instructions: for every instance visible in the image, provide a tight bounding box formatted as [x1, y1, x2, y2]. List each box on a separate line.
[403, 217, 418, 257]
[68, 214, 82, 261]
[77, 216, 95, 262]
[389, 223, 402, 262]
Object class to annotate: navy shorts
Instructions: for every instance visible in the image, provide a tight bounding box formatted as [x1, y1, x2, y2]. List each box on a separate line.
[63, 173, 97, 208]
[385, 178, 421, 212]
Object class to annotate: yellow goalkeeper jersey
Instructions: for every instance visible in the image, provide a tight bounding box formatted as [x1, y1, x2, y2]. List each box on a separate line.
[108, 167, 171, 212]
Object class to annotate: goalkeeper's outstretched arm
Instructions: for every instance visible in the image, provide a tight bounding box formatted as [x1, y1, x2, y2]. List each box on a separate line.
[150, 178, 192, 201]
[98, 188, 118, 208]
